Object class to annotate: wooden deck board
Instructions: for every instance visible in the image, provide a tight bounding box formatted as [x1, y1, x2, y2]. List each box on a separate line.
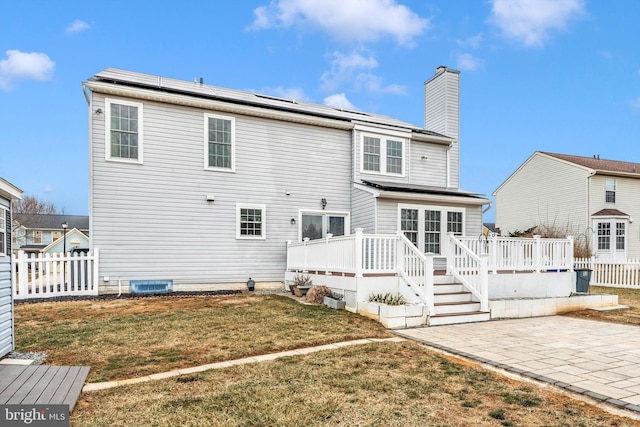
[0, 365, 90, 411]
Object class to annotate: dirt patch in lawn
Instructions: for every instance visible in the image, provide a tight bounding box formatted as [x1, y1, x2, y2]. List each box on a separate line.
[563, 286, 640, 326]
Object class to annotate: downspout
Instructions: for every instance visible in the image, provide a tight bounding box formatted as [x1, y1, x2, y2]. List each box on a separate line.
[482, 201, 492, 215]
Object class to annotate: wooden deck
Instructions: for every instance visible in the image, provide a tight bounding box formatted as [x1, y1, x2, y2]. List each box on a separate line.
[0, 365, 90, 411]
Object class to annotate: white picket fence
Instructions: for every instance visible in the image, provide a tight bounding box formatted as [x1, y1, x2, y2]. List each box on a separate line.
[574, 257, 640, 289]
[11, 249, 100, 299]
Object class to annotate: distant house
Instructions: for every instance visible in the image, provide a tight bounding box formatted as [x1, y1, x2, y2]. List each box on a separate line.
[83, 66, 489, 292]
[493, 152, 640, 259]
[0, 177, 23, 358]
[12, 214, 89, 254]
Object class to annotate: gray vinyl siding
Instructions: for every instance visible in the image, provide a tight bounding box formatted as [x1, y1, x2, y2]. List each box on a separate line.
[409, 141, 448, 187]
[351, 187, 376, 234]
[0, 196, 13, 358]
[91, 94, 352, 286]
[495, 154, 590, 236]
[589, 175, 640, 258]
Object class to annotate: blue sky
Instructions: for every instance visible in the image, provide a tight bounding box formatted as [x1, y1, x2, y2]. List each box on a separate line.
[1, 0, 639, 222]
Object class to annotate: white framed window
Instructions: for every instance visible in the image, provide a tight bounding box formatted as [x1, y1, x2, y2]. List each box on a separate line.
[33, 230, 42, 244]
[105, 98, 143, 163]
[361, 133, 405, 176]
[204, 113, 235, 172]
[399, 204, 465, 255]
[300, 211, 349, 241]
[605, 178, 616, 203]
[52, 231, 62, 240]
[236, 204, 266, 239]
[0, 206, 6, 256]
[593, 217, 627, 258]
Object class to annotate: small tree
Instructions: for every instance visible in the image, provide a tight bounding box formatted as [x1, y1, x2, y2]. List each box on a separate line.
[11, 195, 61, 247]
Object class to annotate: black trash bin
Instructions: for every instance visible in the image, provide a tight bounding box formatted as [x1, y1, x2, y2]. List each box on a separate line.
[574, 268, 592, 293]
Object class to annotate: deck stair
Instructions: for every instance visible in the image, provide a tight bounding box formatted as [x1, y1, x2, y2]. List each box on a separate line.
[428, 275, 490, 326]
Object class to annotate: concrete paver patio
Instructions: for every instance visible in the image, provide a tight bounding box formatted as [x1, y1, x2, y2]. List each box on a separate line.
[395, 316, 640, 414]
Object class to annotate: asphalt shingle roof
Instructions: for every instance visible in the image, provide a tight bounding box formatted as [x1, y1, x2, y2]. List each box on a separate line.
[13, 214, 89, 230]
[542, 152, 640, 176]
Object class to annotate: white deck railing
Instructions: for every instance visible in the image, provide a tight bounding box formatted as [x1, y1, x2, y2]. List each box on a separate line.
[447, 235, 489, 311]
[287, 229, 434, 309]
[458, 235, 574, 273]
[574, 257, 640, 288]
[11, 249, 100, 299]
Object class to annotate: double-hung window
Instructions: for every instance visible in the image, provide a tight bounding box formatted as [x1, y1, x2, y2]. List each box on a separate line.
[205, 113, 235, 172]
[0, 207, 6, 256]
[361, 133, 405, 176]
[605, 178, 616, 203]
[237, 204, 265, 239]
[106, 99, 143, 163]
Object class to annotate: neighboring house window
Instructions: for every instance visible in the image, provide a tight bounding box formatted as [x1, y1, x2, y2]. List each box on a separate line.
[33, 230, 42, 244]
[106, 99, 143, 163]
[401, 209, 418, 245]
[361, 133, 405, 176]
[52, 231, 61, 240]
[605, 178, 616, 203]
[301, 212, 349, 240]
[616, 223, 625, 250]
[0, 206, 6, 255]
[424, 210, 441, 254]
[596, 222, 610, 250]
[237, 204, 265, 239]
[205, 113, 235, 172]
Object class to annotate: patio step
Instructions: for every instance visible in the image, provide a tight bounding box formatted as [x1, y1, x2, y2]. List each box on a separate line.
[429, 311, 491, 326]
[433, 283, 465, 294]
[434, 291, 473, 304]
[434, 300, 481, 315]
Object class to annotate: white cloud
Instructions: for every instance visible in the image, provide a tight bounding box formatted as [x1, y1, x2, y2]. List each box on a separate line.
[456, 53, 484, 71]
[0, 50, 55, 90]
[323, 93, 356, 109]
[457, 33, 483, 49]
[355, 73, 406, 94]
[321, 50, 378, 91]
[488, 0, 585, 47]
[632, 96, 640, 111]
[65, 19, 90, 33]
[43, 185, 54, 193]
[249, 0, 430, 46]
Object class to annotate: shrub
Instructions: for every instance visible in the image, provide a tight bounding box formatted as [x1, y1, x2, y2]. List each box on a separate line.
[305, 285, 333, 304]
[368, 292, 406, 305]
[292, 274, 312, 287]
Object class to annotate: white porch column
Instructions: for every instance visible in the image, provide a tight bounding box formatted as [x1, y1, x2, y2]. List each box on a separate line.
[479, 253, 489, 312]
[533, 235, 541, 273]
[425, 252, 435, 314]
[302, 237, 310, 273]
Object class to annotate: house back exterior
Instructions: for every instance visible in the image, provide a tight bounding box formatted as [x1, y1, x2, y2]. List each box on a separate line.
[494, 152, 640, 259]
[84, 67, 488, 292]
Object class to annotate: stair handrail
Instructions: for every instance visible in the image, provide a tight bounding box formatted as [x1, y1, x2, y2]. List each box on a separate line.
[447, 234, 489, 312]
[396, 232, 435, 313]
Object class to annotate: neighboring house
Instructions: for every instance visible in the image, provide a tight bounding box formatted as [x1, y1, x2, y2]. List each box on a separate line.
[84, 66, 489, 292]
[0, 177, 23, 358]
[493, 152, 640, 259]
[482, 223, 501, 236]
[12, 214, 89, 254]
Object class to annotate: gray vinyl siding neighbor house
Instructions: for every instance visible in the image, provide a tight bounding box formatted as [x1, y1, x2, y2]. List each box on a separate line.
[494, 151, 640, 259]
[84, 66, 488, 292]
[0, 178, 22, 359]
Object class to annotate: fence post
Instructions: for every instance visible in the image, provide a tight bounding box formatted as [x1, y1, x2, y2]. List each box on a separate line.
[302, 238, 310, 273]
[479, 253, 489, 312]
[533, 235, 541, 273]
[354, 228, 364, 278]
[92, 248, 100, 295]
[325, 233, 333, 275]
[566, 236, 574, 270]
[17, 250, 28, 298]
[490, 234, 498, 274]
[285, 241, 291, 272]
